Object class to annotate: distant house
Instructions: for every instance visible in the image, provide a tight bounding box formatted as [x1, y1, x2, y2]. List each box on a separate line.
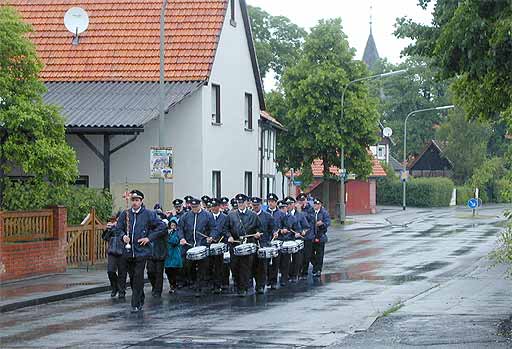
[370, 122, 395, 164]
[10, 0, 284, 209]
[408, 140, 453, 178]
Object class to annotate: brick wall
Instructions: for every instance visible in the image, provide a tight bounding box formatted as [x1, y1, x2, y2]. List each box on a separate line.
[0, 206, 67, 282]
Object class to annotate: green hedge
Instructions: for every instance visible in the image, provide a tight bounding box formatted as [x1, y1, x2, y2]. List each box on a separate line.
[377, 177, 455, 207]
[3, 179, 113, 225]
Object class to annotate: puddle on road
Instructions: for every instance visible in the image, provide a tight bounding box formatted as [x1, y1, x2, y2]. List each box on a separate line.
[345, 248, 383, 260]
[451, 246, 476, 256]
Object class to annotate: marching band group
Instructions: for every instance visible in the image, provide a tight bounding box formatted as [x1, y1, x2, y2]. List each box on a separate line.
[102, 189, 331, 313]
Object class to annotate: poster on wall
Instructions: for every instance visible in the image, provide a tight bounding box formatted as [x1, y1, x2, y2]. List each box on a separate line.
[150, 147, 173, 180]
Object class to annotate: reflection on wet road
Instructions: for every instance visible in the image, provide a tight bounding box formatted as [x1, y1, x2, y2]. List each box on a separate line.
[0, 206, 507, 348]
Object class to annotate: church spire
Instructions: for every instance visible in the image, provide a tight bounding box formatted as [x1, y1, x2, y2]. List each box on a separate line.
[362, 4, 379, 69]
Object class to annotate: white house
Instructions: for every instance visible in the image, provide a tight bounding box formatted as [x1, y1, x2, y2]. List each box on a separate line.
[13, 0, 285, 210]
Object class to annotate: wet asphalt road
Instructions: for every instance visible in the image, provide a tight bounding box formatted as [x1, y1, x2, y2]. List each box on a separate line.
[0, 206, 509, 348]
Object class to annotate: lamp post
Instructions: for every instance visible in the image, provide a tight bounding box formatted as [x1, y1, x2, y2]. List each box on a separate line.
[339, 69, 407, 222]
[158, 0, 169, 207]
[402, 105, 455, 210]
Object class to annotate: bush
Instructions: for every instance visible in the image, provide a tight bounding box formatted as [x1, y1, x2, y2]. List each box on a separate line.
[3, 179, 113, 225]
[377, 177, 454, 207]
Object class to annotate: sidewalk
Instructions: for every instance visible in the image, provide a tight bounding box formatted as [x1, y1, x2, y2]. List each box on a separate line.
[0, 268, 110, 313]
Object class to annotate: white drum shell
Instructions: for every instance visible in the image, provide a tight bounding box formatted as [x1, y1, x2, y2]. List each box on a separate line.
[233, 243, 257, 256]
[186, 246, 209, 260]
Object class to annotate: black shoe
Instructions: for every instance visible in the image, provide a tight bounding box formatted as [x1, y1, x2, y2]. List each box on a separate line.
[313, 271, 321, 278]
[194, 291, 202, 298]
[153, 293, 162, 298]
[290, 278, 298, 284]
[256, 287, 265, 294]
[110, 289, 118, 298]
[118, 292, 126, 300]
[299, 274, 308, 280]
[270, 284, 277, 290]
[212, 288, 222, 294]
[169, 287, 176, 294]
[131, 306, 140, 313]
[237, 290, 247, 297]
[280, 282, 288, 287]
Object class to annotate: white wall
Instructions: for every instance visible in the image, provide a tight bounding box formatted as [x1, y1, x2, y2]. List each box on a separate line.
[203, 0, 260, 199]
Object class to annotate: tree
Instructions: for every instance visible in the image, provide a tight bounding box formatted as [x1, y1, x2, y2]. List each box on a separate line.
[270, 18, 379, 191]
[0, 6, 78, 207]
[436, 109, 490, 184]
[394, 0, 512, 130]
[369, 56, 452, 160]
[248, 6, 306, 82]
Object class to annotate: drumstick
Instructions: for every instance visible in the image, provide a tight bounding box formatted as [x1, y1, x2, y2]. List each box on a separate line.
[218, 236, 224, 243]
[185, 242, 193, 247]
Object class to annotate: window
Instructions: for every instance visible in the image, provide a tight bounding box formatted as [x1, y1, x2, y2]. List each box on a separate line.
[267, 131, 272, 159]
[377, 145, 386, 159]
[266, 178, 271, 198]
[244, 171, 252, 197]
[244, 93, 253, 130]
[230, 0, 237, 26]
[211, 84, 221, 124]
[75, 175, 89, 187]
[272, 131, 276, 160]
[212, 171, 221, 198]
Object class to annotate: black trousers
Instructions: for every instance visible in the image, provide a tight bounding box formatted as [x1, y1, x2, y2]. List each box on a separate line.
[146, 259, 165, 295]
[232, 254, 253, 292]
[210, 254, 224, 289]
[252, 256, 268, 289]
[184, 257, 209, 291]
[290, 249, 304, 280]
[311, 242, 326, 273]
[267, 254, 280, 286]
[107, 254, 123, 291]
[301, 240, 313, 276]
[165, 267, 180, 288]
[222, 260, 231, 287]
[279, 253, 291, 285]
[119, 257, 147, 308]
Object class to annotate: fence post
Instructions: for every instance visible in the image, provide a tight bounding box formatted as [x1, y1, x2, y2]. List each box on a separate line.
[90, 208, 97, 265]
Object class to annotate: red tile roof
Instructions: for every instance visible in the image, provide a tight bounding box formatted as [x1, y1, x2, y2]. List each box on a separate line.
[311, 158, 387, 178]
[8, 0, 227, 82]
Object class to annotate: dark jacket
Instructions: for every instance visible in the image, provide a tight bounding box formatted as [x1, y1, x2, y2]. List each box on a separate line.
[102, 227, 122, 256]
[266, 207, 285, 230]
[290, 210, 311, 240]
[277, 211, 297, 241]
[311, 207, 331, 243]
[255, 210, 275, 247]
[113, 206, 167, 258]
[226, 208, 263, 244]
[165, 228, 183, 268]
[211, 212, 229, 241]
[178, 209, 217, 249]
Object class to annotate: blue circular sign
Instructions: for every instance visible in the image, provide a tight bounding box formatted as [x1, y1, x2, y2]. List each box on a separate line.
[467, 198, 478, 209]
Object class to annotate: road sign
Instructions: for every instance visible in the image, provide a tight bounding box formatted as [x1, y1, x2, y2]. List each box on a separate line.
[467, 198, 478, 209]
[293, 180, 303, 186]
[400, 170, 409, 182]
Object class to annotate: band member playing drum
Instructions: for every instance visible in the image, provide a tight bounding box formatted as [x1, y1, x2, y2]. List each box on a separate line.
[220, 197, 230, 215]
[226, 194, 262, 297]
[208, 198, 229, 294]
[277, 199, 298, 287]
[287, 197, 310, 283]
[251, 196, 275, 294]
[266, 193, 285, 290]
[297, 193, 315, 279]
[310, 198, 331, 278]
[114, 190, 167, 313]
[178, 198, 217, 297]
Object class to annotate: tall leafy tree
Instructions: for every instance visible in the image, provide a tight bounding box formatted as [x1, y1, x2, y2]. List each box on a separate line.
[248, 6, 306, 82]
[0, 6, 78, 207]
[394, 0, 512, 130]
[270, 18, 379, 193]
[436, 109, 490, 184]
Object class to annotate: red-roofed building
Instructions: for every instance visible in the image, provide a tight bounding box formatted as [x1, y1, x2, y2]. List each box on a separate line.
[7, 0, 283, 208]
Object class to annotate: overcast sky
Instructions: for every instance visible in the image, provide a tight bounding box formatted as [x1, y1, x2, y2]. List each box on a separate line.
[247, 0, 434, 64]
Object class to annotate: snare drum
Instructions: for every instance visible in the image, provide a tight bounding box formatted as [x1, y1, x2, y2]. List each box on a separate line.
[295, 239, 305, 251]
[257, 247, 279, 259]
[209, 242, 228, 256]
[270, 240, 283, 251]
[281, 241, 299, 254]
[186, 246, 209, 261]
[223, 251, 231, 264]
[233, 243, 257, 256]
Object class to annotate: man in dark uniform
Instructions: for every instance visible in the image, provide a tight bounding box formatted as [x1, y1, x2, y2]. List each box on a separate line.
[114, 190, 167, 312]
[251, 196, 275, 294]
[286, 197, 310, 283]
[297, 193, 315, 279]
[230, 198, 238, 211]
[310, 198, 331, 277]
[226, 194, 262, 296]
[183, 196, 194, 212]
[201, 195, 211, 210]
[277, 199, 298, 287]
[146, 204, 168, 297]
[220, 197, 230, 215]
[265, 193, 284, 289]
[178, 198, 217, 296]
[167, 198, 185, 222]
[208, 198, 229, 293]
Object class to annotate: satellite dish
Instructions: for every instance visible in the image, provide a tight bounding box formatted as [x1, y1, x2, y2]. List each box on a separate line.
[64, 7, 89, 44]
[383, 127, 393, 138]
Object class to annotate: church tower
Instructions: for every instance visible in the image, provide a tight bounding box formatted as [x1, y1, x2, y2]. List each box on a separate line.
[362, 7, 380, 70]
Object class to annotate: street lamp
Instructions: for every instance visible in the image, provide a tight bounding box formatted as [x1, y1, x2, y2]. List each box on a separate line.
[158, 0, 169, 207]
[402, 105, 455, 210]
[339, 69, 407, 222]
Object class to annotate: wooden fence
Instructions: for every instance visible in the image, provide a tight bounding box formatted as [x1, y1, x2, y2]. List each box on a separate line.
[65, 208, 108, 267]
[1, 209, 54, 242]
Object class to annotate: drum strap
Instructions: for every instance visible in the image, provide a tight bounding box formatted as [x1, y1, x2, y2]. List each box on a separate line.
[193, 213, 197, 247]
[236, 211, 246, 242]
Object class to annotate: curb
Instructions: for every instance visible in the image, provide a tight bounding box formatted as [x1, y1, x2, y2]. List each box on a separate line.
[0, 284, 111, 313]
